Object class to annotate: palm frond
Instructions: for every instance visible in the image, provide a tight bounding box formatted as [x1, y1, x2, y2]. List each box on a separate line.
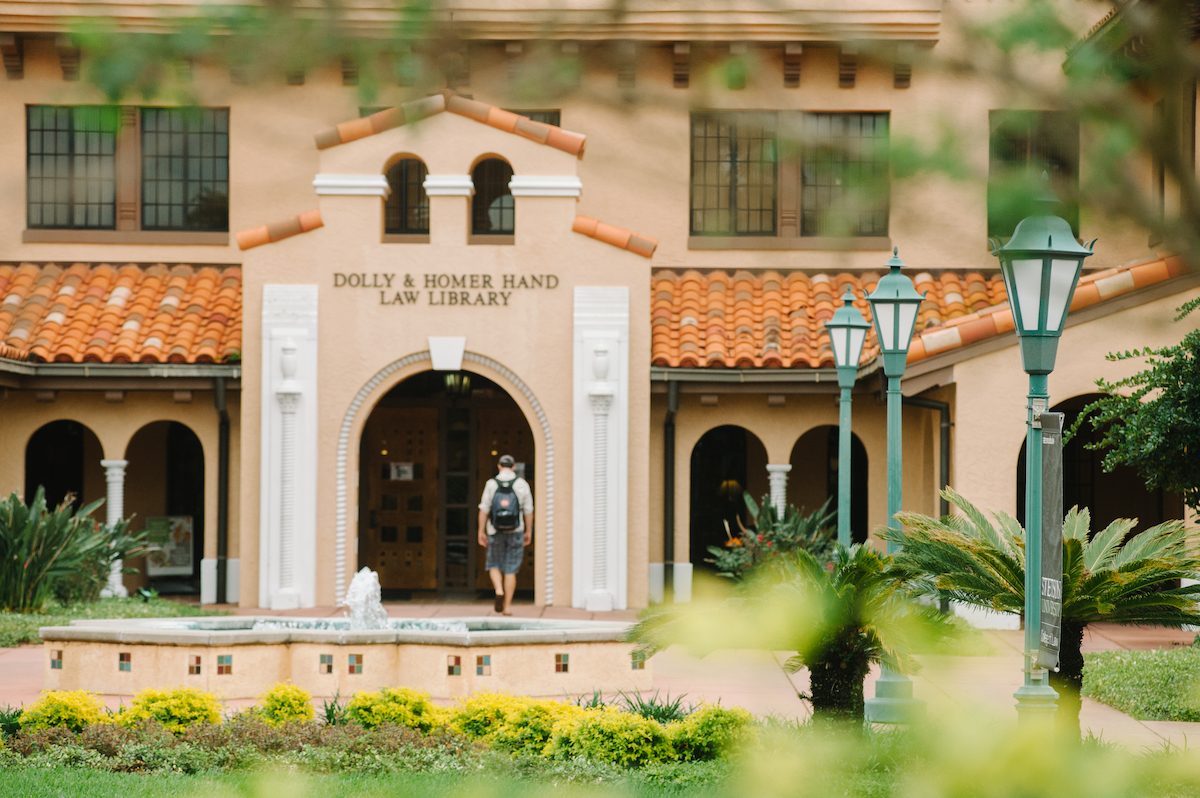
[1062, 506, 1090, 542]
[1085, 518, 1138, 571]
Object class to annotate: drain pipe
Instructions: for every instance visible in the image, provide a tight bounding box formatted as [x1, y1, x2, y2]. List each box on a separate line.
[663, 380, 680, 596]
[901, 395, 951, 517]
[214, 377, 231, 604]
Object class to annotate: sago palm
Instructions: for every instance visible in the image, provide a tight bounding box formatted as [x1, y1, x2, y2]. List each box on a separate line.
[889, 487, 1200, 739]
[630, 544, 953, 727]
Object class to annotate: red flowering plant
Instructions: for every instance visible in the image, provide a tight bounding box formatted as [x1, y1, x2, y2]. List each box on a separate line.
[706, 492, 835, 581]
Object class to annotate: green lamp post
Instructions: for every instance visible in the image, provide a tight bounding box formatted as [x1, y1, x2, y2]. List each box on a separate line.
[990, 183, 1095, 726]
[823, 290, 871, 548]
[863, 248, 927, 724]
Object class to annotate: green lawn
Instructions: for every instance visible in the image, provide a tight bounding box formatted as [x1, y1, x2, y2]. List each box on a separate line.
[1083, 646, 1200, 722]
[0, 597, 226, 648]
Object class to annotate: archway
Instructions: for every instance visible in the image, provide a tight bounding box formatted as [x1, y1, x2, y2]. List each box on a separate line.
[357, 369, 536, 600]
[124, 421, 205, 594]
[1017, 394, 1185, 533]
[788, 425, 869, 544]
[25, 420, 104, 512]
[688, 425, 769, 569]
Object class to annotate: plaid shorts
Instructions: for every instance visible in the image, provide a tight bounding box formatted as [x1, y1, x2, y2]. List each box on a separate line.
[485, 531, 525, 574]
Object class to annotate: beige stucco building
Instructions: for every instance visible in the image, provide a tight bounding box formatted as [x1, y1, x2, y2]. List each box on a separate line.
[0, 0, 1196, 610]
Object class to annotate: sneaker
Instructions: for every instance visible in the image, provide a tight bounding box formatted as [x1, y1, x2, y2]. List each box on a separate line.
[494, 594, 505, 613]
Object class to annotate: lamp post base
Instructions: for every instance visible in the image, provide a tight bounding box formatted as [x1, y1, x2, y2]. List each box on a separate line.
[864, 665, 926, 724]
[1014, 681, 1058, 729]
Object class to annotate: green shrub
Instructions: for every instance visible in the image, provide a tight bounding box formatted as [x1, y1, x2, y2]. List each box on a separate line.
[548, 707, 675, 767]
[119, 687, 221, 735]
[1083, 648, 1200, 721]
[707, 493, 834, 579]
[0, 703, 23, 739]
[345, 687, 438, 732]
[19, 690, 108, 732]
[257, 682, 314, 726]
[491, 699, 586, 757]
[117, 741, 215, 773]
[452, 691, 529, 739]
[670, 703, 754, 761]
[619, 690, 693, 723]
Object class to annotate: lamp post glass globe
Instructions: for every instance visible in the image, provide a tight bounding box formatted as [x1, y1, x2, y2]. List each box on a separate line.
[990, 180, 1094, 728]
[867, 248, 926, 378]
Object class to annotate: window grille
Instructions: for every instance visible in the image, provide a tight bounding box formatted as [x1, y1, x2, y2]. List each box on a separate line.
[385, 158, 430, 234]
[988, 111, 1079, 238]
[471, 159, 514, 235]
[689, 113, 777, 236]
[801, 112, 890, 237]
[141, 108, 229, 232]
[27, 105, 118, 229]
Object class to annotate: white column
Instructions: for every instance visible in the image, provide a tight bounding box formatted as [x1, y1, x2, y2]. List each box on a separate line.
[272, 339, 302, 610]
[572, 287, 629, 610]
[587, 342, 615, 611]
[100, 459, 128, 598]
[766, 464, 792, 516]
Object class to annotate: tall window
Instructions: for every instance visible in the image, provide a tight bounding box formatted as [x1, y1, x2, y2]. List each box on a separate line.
[384, 158, 429, 235]
[141, 108, 230, 232]
[27, 106, 118, 229]
[988, 110, 1079, 238]
[26, 105, 229, 235]
[689, 114, 777, 236]
[472, 159, 514, 236]
[801, 113, 890, 237]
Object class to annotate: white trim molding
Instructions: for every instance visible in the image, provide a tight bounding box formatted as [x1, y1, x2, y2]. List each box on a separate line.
[312, 174, 391, 196]
[573, 287, 630, 610]
[259, 285, 319, 609]
[423, 174, 475, 196]
[509, 175, 583, 198]
[333, 351, 556, 605]
[428, 337, 466, 371]
[99, 459, 128, 598]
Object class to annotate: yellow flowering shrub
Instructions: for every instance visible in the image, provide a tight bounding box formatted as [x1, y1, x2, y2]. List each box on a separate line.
[118, 687, 221, 735]
[548, 706, 675, 766]
[257, 682, 314, 726]
[669, 703, 754, 760]
[19, 690, 108, 732]
[451, 692, 531, 740]
[491, 698, 587, 756]
[345, 687, 438, 732]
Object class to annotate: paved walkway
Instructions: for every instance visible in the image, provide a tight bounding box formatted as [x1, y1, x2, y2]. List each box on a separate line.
[3, 600, 1197, 750]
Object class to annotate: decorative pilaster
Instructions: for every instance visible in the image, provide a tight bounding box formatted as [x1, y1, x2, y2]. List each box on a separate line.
[766, 464, 792, 516]
[573, 288, 630, 610]
[100, 459, 128, 598]
[260, 285, 319, 608]
[272, 340, 302, 610]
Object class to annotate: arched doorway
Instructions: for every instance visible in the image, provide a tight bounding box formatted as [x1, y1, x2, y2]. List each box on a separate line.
[358, 370, 536, 600]
[688, 425, 769, 569]
[25, 420, 104, 511]
[124, 422, 205, 594]
[788, 425, 868, 544]
[1017, 394, 1185, 532]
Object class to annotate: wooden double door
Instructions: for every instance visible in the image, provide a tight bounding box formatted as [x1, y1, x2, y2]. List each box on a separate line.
[359, 399, 535, 596]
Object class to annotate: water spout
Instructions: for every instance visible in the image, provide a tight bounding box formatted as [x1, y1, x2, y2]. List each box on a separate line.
[343, 567, 390, 630]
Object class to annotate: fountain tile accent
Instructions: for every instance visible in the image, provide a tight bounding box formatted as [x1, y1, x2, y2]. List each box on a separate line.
[476, 655, 490, 676]
[217, 654, 232, 675]
[632, 652, 645, 670]
[349, 654, 363, 674]
[555, 653, 569, 673]
[320, 654, 333, 673]
[448, 655, 462, 676]
[118, 652, 130, 672]
[189, 655, 202, 675]
[50, 650, 62, 670]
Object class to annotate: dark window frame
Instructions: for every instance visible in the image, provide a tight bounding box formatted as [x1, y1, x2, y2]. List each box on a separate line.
[471, 158, 515, 236]
[800, 112, 890, 238]
[689, 113, 778, 237]
[384, 158, 430, 235]
[141, 107, 230, 233]
[26, 105, 119, 230]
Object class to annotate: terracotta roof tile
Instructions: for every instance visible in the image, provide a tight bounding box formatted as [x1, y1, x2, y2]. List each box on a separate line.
[0, 263, 242, 364]
[652, 256, 1186, 369]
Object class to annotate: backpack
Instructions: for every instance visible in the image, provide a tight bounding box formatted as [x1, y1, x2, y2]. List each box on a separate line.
[489, 477, 521, 532]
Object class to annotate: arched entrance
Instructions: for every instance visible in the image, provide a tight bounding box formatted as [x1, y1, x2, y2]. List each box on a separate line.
[689, 425, 769, 569]
[1017, 394, 1185, 532]
[124, 421, 205, 594]
[788, 426, 868, 544]
[25, 420, 104, 511]
[358, 369, 536, 600]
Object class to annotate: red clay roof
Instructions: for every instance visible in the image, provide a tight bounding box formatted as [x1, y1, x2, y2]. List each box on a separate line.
[652, 256, 1185, 369]
[0, 263, 242, 364]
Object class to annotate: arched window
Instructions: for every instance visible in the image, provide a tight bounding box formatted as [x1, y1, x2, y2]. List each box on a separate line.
[384, 158, 429, 235]
[471, 159, 514, 236]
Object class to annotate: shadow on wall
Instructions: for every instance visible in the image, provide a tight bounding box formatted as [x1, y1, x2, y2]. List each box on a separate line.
[25, 420, 105, 512]
[788, 425, 868, 544]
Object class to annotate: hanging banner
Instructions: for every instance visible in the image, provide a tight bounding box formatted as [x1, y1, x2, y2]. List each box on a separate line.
[1037, 412, 1065, 671]
[146, 516, 195, 577]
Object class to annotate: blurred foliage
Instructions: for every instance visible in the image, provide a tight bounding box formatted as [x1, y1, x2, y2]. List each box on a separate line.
[631, 544, 957, 727]
[706, 493, 834, 581]
[1071, 303, 1200, 515]
[892, 487, 1200, 739]
[1084, 646, 1200, 722]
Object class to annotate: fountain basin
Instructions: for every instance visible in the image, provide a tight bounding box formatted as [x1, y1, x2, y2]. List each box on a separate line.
[39, 617, 651, 699]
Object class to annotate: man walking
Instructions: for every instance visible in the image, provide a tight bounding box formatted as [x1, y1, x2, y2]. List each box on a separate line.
[477, 454, 534, 614]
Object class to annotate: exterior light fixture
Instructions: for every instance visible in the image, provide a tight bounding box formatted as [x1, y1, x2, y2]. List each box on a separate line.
[823, 290, 871, 548]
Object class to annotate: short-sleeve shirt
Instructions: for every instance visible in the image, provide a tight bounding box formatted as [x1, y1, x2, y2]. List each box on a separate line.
[478, 469, 534, 535]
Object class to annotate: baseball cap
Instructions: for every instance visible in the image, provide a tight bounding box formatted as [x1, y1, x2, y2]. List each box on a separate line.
[499, 454, 515, 467]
